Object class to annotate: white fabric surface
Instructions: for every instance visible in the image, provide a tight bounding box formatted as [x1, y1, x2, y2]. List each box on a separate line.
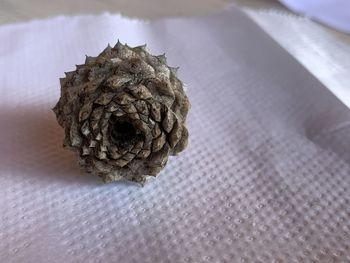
[1, 5, 350, 263]
[280, 0, 350, 34]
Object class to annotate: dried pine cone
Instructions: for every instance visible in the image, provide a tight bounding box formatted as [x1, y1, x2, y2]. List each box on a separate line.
[53, 41, 190, 183]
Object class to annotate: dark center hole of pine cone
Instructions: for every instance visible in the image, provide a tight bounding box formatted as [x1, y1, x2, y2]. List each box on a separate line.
[109, 116, 140, 148]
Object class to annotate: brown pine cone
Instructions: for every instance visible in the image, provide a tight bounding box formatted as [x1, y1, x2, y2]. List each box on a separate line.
[53, 41, 190, 183]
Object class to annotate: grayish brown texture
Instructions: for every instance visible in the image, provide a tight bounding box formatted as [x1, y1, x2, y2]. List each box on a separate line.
[53, 42, 190, 183]
[0, 0, 229, 25]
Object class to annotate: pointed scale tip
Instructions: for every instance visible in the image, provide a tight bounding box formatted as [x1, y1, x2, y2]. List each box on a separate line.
[64, 71, 75, 80]
[114, 40, 123, 49]
[103, 44, 112, 53]
[157, 53, 167, 64]
[75, 64, 83, 69]
[85, 56, 96, 64]
[169, 66, 179, 75]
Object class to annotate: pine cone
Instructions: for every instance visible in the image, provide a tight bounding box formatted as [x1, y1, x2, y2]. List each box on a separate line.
[53, 41, 190, 183]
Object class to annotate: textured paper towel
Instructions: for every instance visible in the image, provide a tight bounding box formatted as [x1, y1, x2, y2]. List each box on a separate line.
[280, 0, 350, 34]
[1, 5, 350, 263]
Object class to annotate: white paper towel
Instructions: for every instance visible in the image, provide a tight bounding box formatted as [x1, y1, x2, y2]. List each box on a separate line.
[1, 5, 350, 263]
[280, 0, 350, 34]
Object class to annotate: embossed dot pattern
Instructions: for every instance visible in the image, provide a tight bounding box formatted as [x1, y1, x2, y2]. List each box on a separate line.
[1, 6, 350, 263]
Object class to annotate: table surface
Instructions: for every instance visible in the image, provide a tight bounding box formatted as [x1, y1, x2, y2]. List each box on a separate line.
[1, 0, 349, 107]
